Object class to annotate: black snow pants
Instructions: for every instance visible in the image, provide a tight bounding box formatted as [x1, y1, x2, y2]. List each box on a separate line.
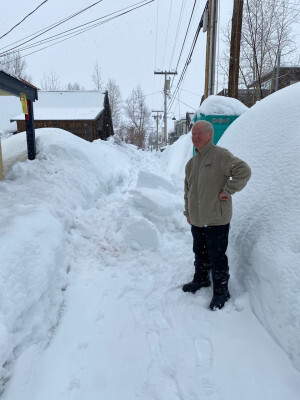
[191, 224, 230, 294]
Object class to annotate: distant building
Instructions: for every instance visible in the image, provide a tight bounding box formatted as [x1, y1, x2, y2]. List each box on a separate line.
[218, 67, 300, 108]
[12, 90, 114, 142]
[217, 88, 269, 108]
[169, 112, 193, 145]
[248, 66, 300, 93]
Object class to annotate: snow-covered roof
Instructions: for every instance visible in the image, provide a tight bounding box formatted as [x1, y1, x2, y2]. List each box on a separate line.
[11, 90, 106, 121]
[12, 107, 103, 121]
[193, 95, 248, 119]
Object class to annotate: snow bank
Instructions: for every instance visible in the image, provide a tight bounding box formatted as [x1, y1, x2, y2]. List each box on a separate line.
[162, 83, 300, 371]
[114, 171, 182, 251]
[0, 128, 135, 388]
[0, 206, 67, 379]
[193, 95, 248, 120]
[218, 83, 300, 371]
[159, 131, 193, 181]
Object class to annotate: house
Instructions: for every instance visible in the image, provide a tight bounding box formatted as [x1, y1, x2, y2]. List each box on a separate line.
[217, 88, 269, 108]
[168, 112, 194, 145]
[11, 90, 114, 142]
[248, 66, 300, 93]
[218, 67, 300, 107]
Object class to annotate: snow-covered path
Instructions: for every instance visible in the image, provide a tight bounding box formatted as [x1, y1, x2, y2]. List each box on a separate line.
[3, 141, 300, 400]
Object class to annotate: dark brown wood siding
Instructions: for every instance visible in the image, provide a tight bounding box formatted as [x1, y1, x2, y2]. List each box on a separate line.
[16, 119, 100, 142]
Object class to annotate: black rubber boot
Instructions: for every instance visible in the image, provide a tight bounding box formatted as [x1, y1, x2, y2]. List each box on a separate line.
[209, 290, 230, 310]
[182, 279, 211, 294]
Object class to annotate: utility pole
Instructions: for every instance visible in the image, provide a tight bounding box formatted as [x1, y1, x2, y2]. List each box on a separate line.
[154, 71, 177, 146]
[228, 0, 243, 98]
[152, 110, 163, 151]
[204, 0, 218, 99]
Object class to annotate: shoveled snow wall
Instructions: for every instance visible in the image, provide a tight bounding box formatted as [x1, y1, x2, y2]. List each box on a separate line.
[162, 83, 300, 371]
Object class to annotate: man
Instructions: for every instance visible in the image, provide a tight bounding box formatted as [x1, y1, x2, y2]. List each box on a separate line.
[183, 120, 251, 310]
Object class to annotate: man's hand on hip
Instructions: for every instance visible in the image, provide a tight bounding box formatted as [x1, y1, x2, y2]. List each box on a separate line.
[187, 217, 191, 225]
[219, 191, 229, 201]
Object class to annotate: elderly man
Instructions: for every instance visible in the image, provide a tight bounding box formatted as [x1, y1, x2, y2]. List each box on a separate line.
[183, 120, 251, 310]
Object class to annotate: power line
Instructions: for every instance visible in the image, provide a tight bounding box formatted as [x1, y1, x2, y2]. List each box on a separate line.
[0, 1, 103, 53]
[173, 0, 198, 72]
[162, 0, 173, 68]
[154, 0, 159, 68]
[168, 2, 208, 112]
[168, 19, 202, 112]
[169, 0, 187, 69]
[0, 1, 154, 63]
[180, 88, 203, 96]
[174, 96, 197, 110]
[169, 0, 199, 91]
[0, 0, 49, 40]
[0, 0, 153, 58]
[152, 0, 160, 110]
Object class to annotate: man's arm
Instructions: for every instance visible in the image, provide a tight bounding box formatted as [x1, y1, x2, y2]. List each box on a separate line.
[183, 164, 191, 224]
[222, 156, 251, 196]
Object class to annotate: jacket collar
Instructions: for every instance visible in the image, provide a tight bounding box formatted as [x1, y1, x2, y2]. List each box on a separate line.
[195, 140, 214, 156]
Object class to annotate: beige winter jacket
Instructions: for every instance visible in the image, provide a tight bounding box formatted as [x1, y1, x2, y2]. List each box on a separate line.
[184, 140, 251, 227]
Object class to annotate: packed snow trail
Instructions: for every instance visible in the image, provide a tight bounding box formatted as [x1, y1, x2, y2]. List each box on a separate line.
[3, 140, 300, 400]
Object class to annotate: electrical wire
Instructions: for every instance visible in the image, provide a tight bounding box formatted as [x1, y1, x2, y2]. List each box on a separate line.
[162, 0, 173, 68]
[169, 0, 186, 70]
[0, 1, 154, 63]
[0, 1, 103, 51]
[173, 0, 198, 72]
[174, 96, 197, 110]
[168, 2, 208, 112]
[168, 19, 202, 112]
[152, 0, 160, 111]
[154, 0, 159, 69]
[0, 0, 49, 40]
[169, 0, 204, 91]
[180, 88, 202, 96]
[0, 0, 154, 58]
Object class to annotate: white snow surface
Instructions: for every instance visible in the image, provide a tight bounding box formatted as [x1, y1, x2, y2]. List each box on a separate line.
[0, 95, 20, 135]
[218, 82, 300, 372]
[1, 82, 300, 400]
[12, 107, 102, 121]
[193, 94, 248, 119]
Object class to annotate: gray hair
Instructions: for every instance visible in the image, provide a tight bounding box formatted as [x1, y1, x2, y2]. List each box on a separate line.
[192, 120, 214, 134]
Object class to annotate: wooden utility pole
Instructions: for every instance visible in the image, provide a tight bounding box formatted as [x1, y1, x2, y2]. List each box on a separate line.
[228, 0, 244, 98]
[152, 110, 163, 151]
[204, 0, 212, 98]
[204, 0, 219, 99]
[154, 71, 177, 146]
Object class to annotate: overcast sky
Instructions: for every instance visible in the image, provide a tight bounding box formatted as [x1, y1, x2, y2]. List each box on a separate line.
[1, 0, 299, 125]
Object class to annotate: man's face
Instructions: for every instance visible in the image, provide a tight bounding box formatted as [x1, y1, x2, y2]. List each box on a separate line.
[192, 124, 212, 149]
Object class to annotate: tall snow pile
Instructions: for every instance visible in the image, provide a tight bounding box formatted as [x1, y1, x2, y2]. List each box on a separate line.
[192, 94, 248, 120]
[162, 83, 300, 371]
[0, 129, 134, 387]
[219, 83, 300, 371]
